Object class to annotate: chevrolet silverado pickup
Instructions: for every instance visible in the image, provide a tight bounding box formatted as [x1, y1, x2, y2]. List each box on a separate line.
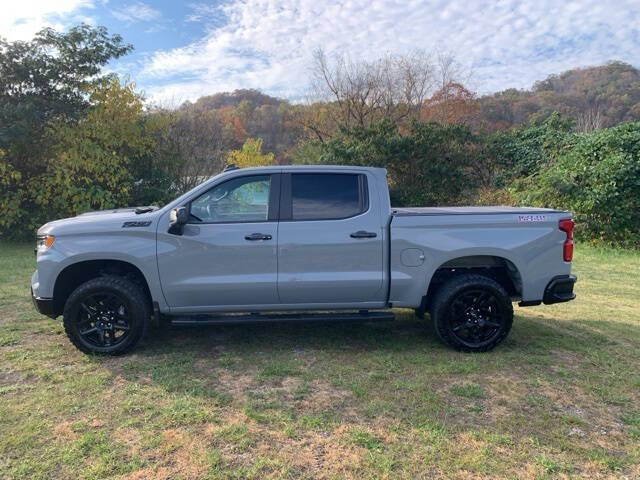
[31, 165, 576, 355]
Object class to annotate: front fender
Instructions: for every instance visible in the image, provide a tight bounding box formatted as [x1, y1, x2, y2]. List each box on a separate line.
[34, 230, 167, 311]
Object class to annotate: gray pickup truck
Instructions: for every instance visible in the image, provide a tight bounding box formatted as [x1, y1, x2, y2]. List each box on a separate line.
[31, 165, 576, 355]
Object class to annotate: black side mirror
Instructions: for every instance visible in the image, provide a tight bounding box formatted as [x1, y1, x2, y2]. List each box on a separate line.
[169, 206, 189, 235]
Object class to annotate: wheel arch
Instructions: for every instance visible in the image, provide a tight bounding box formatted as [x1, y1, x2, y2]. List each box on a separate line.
[52, 259, 152, 316]
[418, 254, 523, 316]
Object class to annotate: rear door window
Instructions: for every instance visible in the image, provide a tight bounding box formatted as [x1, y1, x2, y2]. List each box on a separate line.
[290, 173, 367, 221]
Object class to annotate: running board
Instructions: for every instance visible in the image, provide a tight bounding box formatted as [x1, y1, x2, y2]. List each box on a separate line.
[169, 311, 395, 327]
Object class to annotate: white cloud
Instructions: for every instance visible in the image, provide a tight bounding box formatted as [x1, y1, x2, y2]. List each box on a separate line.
[0, 0, 95, 41]
[185, 3, 226, 24]
[138, 0, 639, 104]
[111, 2, 161, 23]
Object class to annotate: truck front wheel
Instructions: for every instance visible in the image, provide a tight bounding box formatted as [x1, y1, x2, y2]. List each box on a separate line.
[431, 274, 513, 352]
[63, 276, 149, 355]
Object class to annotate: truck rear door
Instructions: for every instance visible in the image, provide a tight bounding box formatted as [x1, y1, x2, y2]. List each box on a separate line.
[277, 172, 385, 304]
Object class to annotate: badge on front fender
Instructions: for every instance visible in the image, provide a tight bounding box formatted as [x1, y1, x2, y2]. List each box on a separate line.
[122, 221, 152, 228]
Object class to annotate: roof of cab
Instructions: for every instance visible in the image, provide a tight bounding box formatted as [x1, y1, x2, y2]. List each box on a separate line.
[212, 164, 387, 183]
[220, 165, 385, 173]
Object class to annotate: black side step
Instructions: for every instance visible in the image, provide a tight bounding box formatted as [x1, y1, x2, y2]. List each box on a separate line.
[169, 311, 395, 327]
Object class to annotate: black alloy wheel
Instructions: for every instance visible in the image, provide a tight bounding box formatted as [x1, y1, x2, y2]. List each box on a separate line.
[448, 289, 504, 347]
[63, 276, 149, 355]
[431, 274, 513, 352]
[76, 292, 132, 348]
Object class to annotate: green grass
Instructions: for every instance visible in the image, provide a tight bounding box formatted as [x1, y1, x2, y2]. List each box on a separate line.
[450, 383, 485, 399]
[1, 242, 639, 478]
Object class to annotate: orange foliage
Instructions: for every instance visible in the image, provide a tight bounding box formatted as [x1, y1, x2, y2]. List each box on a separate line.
[217, 105, 247, 144]
[421, 82, 479, 125]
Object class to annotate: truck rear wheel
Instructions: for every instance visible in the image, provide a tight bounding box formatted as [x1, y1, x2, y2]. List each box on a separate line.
[431, 274, 513, 352]
[63, 276, 149, 355]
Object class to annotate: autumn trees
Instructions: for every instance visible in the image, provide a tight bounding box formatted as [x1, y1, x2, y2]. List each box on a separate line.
[309, 49, 431, 131]
[303, 48, 477, 138]
[0, 24, 134, 234]
[303, 52, 640, 247]
[477, 61, 640, 132]
[302, 49, 488, 208]
[37, 79, 153, 227]
[1, 23, 639, 245]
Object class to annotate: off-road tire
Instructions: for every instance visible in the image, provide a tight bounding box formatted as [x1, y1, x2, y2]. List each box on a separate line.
[431, 274, 513, 352]
[63, 276, 150, 355]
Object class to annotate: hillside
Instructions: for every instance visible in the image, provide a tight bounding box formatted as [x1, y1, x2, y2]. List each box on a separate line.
[176, 63, 640, 144]
[477, 61, 640, 131]
[178, 89, 298, 158]
[183, 89, 286, 111]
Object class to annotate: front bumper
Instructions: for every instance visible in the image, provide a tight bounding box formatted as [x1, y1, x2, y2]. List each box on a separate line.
[543, 275, 577, 304]
[31, 287, 57, 319]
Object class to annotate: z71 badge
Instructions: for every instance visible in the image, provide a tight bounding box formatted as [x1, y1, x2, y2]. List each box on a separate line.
[518, 215, 547, 222]
[122, 221, 152, 228]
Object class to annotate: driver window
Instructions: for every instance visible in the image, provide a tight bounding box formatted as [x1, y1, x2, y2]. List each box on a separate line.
[190, 175, 271, 223]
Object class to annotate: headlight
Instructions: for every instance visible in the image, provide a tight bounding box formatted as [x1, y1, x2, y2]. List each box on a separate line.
[36, 234, 55, 251]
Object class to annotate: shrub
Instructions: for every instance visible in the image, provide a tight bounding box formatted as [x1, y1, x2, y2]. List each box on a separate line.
[517, 122, 640, 247]
[26, 78, 152, 233]
[321, 119, 482, 207]
[0, 151, 25, 236]
[486, 112, 575, 186]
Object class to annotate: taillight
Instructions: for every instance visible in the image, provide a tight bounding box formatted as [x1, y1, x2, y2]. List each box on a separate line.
[559, 219, 574, 262]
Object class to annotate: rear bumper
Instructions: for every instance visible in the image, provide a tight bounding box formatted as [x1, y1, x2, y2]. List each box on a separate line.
[518, 274, 577, 307]
[31, 287, 57, 319]
[543, 275, 577, 304]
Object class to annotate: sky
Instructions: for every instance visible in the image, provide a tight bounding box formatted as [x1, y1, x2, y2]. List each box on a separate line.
[3, 0, 640, 106]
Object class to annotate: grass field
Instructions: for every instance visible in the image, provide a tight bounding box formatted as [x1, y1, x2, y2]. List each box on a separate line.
[1, 242, 639, 479]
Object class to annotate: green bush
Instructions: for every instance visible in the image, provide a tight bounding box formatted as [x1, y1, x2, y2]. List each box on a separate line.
[0, 25, 133, 238]
[516, 122, 640, 247]
[487, 113, 574, 186]
[0, 152, 25, 235]
[320, 119, 482, 207]
[24, 78, 153, 234]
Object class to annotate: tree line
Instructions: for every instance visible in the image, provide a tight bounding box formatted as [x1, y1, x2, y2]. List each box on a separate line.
[1, 25, 639, 247]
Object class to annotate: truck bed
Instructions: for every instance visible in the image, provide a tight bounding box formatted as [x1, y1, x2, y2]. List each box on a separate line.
[392, 206, 567, 216]
[388, 204, 571, 307]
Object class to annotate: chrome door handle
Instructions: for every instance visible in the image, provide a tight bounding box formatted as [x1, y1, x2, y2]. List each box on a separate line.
[245, 233, 272, 241]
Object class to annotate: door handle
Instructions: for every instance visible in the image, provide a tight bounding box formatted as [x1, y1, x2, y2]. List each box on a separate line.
[245, 233, 272, 241]
[350, 230, 377, 239]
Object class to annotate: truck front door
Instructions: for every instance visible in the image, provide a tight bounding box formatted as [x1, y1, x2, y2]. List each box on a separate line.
[157, 173, 280, 310]
[277, 172, 385, 305]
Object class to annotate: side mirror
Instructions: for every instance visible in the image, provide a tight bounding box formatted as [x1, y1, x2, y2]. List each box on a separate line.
[168, 206, 189, 235]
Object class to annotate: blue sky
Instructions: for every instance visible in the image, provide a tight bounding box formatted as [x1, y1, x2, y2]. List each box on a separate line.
[3, 1, 640, 106]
